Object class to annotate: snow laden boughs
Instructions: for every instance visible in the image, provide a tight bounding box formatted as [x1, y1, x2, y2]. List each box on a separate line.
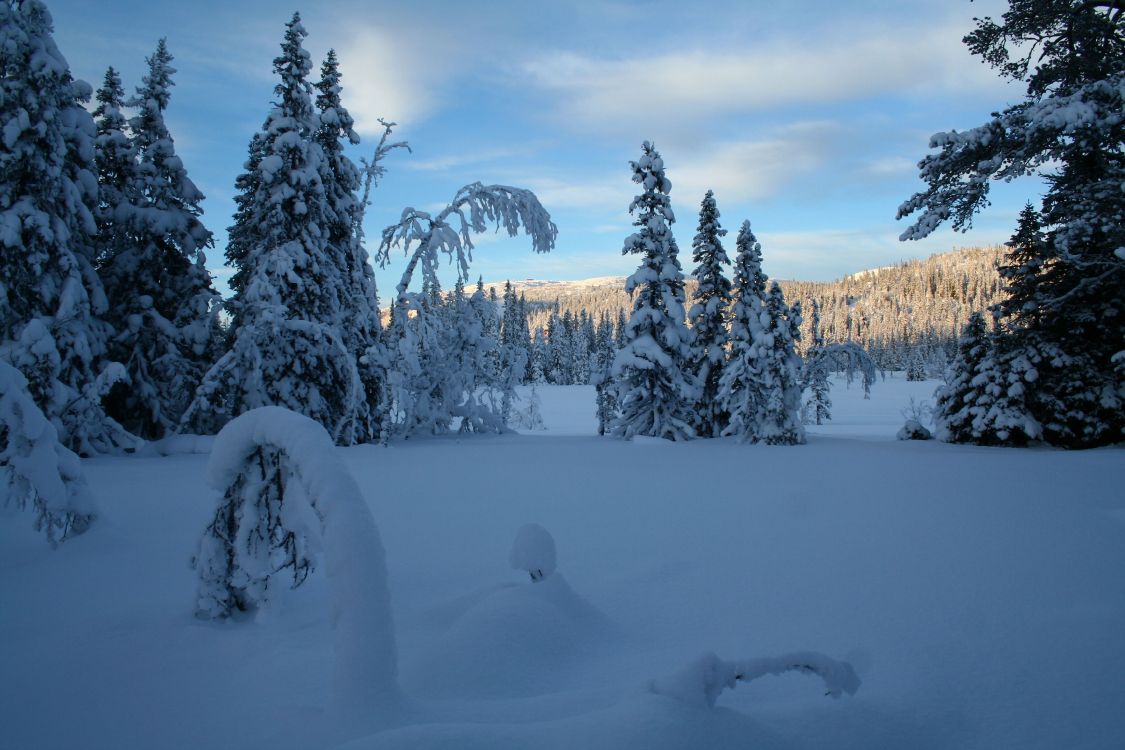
[934, 311, 1043, 446]
[97, 39, 221, 440]
[687, 190, 733, 437]
[720, 221, 803, 444]
[378, 182, 556, 302]
[898, 1, 1125, 447]
[315, 50, 386, 443]
[186, 14, 376, 445]
[611, 142, 697, 441]
[802, 340, 878, 411]
[649, 651, 860, 708]
[194, 406, 400, 719]
[0, 0, 135, 455]
[802, 298, 832, 425]
[1, 361, 96, 546]
[376, 182, 555, 439]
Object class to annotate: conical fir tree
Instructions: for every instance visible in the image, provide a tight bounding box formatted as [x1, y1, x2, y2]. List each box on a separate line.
[611, 142, 696, 441]
[686, 190, 732, 437]
[719, 221, 770, 442]
[0, 0, 133, 455]
[755, 282, 805, 445]
[184, 13, 360, 442]
[933, 312, 991, 443]
[315, 49, 383, 442]
[97, 40, 220, 439]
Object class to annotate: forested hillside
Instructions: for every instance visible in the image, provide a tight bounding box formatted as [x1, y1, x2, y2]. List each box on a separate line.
[507, 246, 1006, 372]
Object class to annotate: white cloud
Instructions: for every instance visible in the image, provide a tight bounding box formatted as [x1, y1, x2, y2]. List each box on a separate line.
[673, 122, 838, 203]
[333, 24, 458, 133]
[520, 23, 1014, 136]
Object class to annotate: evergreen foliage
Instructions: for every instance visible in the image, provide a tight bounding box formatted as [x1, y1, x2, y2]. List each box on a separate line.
[686, 190, 732, 437]
[611, 142, 697, 441]
[0, 0, 133, 455]
[185, 14, 364, 443]
[899, 0, 1125, 447]
[0, 359, 96, 546]
[96, 40, 220, 439]
[719, 221, 770, 442]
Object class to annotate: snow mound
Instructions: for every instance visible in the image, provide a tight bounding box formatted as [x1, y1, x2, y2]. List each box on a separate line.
[509, 523, 556, 581]
[403, 572, 614, 699]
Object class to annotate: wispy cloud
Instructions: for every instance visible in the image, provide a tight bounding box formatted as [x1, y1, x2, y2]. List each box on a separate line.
[520, 23, 1013, 137]
[333, 23, 462, 133]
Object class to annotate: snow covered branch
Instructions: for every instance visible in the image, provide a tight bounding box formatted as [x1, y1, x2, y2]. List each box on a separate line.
[377, 182, 557, 304]
[194, 407, 399, 718]
[649, 651, 861, 709]
[1, 361, 97, 547]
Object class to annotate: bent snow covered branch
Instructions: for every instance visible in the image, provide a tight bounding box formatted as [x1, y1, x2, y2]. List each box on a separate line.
[194, 406, 399, 717]
[650, 651, 861, 708]
[0, 361, 97, 546]
[378, 182, 557, 304]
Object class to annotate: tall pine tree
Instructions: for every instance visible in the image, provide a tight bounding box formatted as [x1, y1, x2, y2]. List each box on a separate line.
[0, 0, 133, 455]
[184, 13, 361, 442]
[686, 190, 732, 437]
[97, 40, 220, 439]
[719, 221, 770, 443]
[611, 142, 696, 441]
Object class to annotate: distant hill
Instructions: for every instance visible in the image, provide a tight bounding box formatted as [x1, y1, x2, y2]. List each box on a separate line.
[481, 245, 1007, 368]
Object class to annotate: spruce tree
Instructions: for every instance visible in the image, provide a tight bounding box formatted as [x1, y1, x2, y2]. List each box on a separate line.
[899, 1, 1125, 447]
[755, 282, 805, 445]
[185, 14, 360, 442]
[97, 40, 220, 439]
[934, 312, 991, 443]
[611, 142, 697, 441]
[315, 49, 382, 442]
[0, 0, 133, 455]
[803, 298, 832, 425]
[686, 190, 732, 437]
[719, 221, 771, 442]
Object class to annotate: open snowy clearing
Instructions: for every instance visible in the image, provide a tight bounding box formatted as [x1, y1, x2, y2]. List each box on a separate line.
[2, 376, 1123, 749]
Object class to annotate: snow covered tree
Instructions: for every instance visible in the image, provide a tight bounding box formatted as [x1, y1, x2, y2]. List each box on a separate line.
[898, 0, 1125, 447]
[0, 0, 134, 455]
[315, 49, 383, 443]
[184, 14, 363, 443]
[377, 181, 556, 438]
[592, 312, 619, 435]
[934, 312, 992, 443]
[96, 39, 220, 440]
[803, 298, 832, 425]
[611, 142, 696, 441]
[1, 360, 96, 546]
[754, 282, 805, 445]
[719, 221, 771, 442]
[686, 190, 732, 437]
[193, 406, 400, 720]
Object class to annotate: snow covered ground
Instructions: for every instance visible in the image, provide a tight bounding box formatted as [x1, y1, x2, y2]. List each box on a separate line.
[2, 375, 1123, 749]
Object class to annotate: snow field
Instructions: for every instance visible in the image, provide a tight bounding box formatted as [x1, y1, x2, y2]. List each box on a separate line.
[2, 375, 1123, 749]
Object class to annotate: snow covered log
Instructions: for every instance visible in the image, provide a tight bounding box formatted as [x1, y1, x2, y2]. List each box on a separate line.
[1, 361, 97, 547]
[194, 406, 399, 719]
[650, 651, 861, 708]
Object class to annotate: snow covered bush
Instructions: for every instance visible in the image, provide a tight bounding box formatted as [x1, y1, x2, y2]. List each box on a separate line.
[193, 406, 399, 718]
[649, 650, 861, 708]
[1, 360, 96, 546]
[509, 523, 557, 582]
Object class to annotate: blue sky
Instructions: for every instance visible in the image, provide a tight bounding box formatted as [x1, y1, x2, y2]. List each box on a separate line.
[48, 0, 1036, 297]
